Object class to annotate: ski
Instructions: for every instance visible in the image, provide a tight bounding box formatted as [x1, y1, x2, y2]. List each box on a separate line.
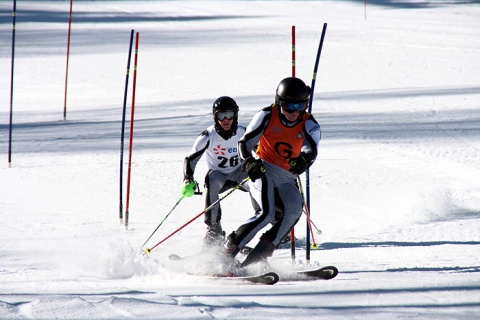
[293, 265, 338, 280]
[168, 246, 253, 261]
[168, 254, 337, 282]
[191, 271, 279, 285]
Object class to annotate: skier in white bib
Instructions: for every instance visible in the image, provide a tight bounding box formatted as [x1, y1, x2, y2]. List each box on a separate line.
[182, 96, 250, 247]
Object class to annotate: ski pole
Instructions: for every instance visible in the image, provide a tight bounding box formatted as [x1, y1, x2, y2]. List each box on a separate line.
[145, 177, 250, 255]
[304, 209, 322, 235]
[298, 177, 318, 249]
[140, 195, 185, 249]
[142, 181, 200, 248]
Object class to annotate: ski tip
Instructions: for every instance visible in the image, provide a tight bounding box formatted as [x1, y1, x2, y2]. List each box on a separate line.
[295, 265, 339, 280]
[319, 266, 338, 280]
[263, 272, 280, 284]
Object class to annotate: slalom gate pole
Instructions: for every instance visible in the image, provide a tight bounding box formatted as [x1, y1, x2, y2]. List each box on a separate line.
[144, 178, 249, 255]
[291, 25, 296, 78]
[125, 32, 139, 231]
[119, 29, 135, 224]
[140, 195, 185, 249]
[8, 0, 16, 168]
[308, 23, 327, 114]
[364, 0, 367, 20]
[290, 25, 296, 263]
[306, 23, 327, 262]
[63, 0, 73, 121]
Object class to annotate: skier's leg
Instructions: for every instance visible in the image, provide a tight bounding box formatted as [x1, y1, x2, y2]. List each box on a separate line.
[242, 177, 303, 267]
[203, 170, 228, 246]
[223, 173, 276, 257]
[267, 181, 303, 247]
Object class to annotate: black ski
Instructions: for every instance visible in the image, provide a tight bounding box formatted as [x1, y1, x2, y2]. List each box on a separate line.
[168, 254, 336, 282]
[168, 246, 253, 261]
[294, 265, 338, 280]
[191, 271, 279, 285]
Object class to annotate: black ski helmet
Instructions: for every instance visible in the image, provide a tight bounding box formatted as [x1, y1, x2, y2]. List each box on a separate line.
[212, 96, 239, 139]
[275, 77, 311, 109]
[212, 96, 239, 116]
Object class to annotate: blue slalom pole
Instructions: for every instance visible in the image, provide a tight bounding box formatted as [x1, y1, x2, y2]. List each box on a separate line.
[8, 0, 17, 167]
[306, 23, 327, 262]
[119, 29, 135, 224]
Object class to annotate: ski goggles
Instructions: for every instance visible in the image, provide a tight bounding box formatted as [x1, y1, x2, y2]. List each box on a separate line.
[279, 100, 308, 114]
[216, 110, 235, 121]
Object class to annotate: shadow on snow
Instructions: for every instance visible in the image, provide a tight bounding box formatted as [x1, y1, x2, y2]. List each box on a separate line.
[2, 85, 480, 155]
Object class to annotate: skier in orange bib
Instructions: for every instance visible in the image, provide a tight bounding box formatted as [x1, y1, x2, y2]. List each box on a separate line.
[223, 77, 321, 268]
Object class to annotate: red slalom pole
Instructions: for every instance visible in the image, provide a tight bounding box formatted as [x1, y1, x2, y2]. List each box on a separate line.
[125, 32, 139, 231]
[290, 25, 296, 263]
[364, 0, 367, 20]
[63, 0, 73, 120]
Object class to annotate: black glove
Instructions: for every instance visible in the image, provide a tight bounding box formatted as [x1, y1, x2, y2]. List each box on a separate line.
[288, 154, 308, 175]
[242, 158, 266, 182]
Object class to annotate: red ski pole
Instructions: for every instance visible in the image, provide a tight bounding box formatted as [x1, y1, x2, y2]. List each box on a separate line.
[298, 178, 317, 248]
[144, 178, 249, 255]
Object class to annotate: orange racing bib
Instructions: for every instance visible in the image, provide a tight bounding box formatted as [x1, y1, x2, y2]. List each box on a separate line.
[256, 107, 308, 170]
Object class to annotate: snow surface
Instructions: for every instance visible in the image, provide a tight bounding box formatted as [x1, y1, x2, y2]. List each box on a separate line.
[1, 0, 480, 319]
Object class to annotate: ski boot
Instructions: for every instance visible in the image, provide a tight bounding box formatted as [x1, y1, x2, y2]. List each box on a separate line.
[240, 236, 275, 268]
[203, 224, 225, 248]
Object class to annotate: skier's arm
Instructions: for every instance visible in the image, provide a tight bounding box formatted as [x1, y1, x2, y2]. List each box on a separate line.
[238, 107, 271, 161]
[183, 130, 209, 181]
[300, 115, 321, 167]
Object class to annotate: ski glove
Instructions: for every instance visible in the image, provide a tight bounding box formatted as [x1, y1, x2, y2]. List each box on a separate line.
[181, 179, 197, 197]
[288, 154, 308, 175]
[242, 157, 266, 182]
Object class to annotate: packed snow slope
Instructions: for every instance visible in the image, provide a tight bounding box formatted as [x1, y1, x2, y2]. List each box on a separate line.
[1, 0, 480, 319]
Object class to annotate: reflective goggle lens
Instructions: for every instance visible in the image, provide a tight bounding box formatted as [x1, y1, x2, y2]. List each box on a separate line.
[280, 100, 307, 113]
[216, 110, 235, 120]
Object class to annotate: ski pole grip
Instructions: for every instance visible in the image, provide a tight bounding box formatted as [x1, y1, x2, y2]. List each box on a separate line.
[194, 180, 202, 195]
